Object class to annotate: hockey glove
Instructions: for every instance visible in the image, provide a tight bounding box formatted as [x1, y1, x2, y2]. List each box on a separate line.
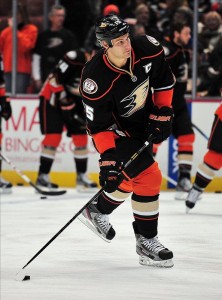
[147, 106, 173, 144]
[99, 149, 124, 193]
[58, 92, 76, 124]
[0, 96, 12, 121]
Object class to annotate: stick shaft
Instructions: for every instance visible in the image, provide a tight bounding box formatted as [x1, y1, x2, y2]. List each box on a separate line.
[19, 135, 154, 270]
[192, 123, 209, 140]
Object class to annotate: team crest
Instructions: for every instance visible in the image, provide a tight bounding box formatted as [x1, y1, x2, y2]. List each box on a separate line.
[100, 22, 107, 28]
[83, 78, 98, 94]
[146, 35, 160, 46]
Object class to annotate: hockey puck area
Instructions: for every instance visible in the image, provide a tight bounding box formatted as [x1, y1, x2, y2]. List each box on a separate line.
[214, 191, 222, 193]
[15, 269, 31, 281]
[40, 196, 47, 199]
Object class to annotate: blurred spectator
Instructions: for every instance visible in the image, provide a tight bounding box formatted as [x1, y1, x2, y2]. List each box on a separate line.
[211, 1, 222, 16]
[157, 0, 192, 36]
[198, 35, 222, 96]
[131, 23, 146, 36]
[198, 11, 222, 54]
[134, 3, 163, 39]
[32, 4, 78, 92]
[84, 4, 120, 60]
[197, 11, 222, 95]
[0, 3, 38, 94]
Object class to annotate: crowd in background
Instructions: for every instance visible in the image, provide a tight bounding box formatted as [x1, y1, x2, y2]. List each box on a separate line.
[0, 0, 222, 96]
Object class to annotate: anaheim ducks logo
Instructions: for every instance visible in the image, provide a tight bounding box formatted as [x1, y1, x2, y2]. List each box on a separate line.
[100, 22, 107, 28]
[120, 79, 149, 117]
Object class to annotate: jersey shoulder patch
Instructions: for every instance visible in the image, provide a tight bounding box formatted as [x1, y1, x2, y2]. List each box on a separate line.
[80, 53, 118, 100]
[82, 78, 98, 94]
[132, 35, 163, 59]
[146, 35, 160, 46]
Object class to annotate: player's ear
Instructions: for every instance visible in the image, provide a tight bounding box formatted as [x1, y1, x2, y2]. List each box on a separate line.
[101, 40, 109, 50]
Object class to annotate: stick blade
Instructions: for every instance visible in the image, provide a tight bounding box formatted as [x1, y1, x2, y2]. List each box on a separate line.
[39, 189, 67, 196]
[15, 269, 30, 281]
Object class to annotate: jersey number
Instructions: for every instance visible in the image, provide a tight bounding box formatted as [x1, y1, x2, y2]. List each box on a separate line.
[59, 61, 69, 73]
[85, 104, 94, 121]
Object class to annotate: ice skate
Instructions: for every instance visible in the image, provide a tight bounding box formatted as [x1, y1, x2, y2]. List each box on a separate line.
[135, 234, 174, 268]
[78, 202, 115, 242]
[175, 177, 192, 200]
[185, 186, 203, 213]
[36, 173, 58, 192]
[76, 173, 98, 193]
[0, 177, 12, 194]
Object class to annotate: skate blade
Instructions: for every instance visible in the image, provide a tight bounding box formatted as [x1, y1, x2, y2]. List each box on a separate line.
[139, 256, 174, 268]
[78, 214, 111, 243]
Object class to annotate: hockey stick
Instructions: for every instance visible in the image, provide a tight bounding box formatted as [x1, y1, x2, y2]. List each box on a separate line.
[73, 114, 85, 125]
[0, 152, 66, 196]
[162, 172, 177, 186]
[192, 123, 209, 141]
[15, 135, 153, 281]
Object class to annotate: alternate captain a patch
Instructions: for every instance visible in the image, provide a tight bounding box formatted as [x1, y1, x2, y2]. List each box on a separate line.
[83, 78, 98, 94]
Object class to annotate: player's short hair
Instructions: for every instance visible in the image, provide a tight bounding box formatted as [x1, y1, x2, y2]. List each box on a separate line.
[49, 4, 66, 17]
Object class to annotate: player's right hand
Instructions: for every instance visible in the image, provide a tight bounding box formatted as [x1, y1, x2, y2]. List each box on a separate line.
[99, 149, 124, 193]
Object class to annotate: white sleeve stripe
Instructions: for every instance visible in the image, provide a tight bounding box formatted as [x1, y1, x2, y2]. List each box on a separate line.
[153, 83, 175, 91]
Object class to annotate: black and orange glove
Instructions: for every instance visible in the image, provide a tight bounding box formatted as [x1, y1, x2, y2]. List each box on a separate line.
[0, 96, 12, 121]
[99, 149, 124, 193]
[147, 106, 173, 144]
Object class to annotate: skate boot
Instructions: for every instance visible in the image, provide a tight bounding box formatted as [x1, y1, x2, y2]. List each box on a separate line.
[135, 233, 174, 268]
[36, 173, 58, 192]
[0, 177, 12, 194]
[78, 202, 115, 242]
[185, 186, 203, 213]
[76, 173, 98, 193]
[175, 177, 192, 200]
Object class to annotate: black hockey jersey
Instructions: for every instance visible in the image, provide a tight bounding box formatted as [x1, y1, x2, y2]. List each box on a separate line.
[161, 38, 190, 107]
[40, 50, 86, 103]
[34, 28, 78, 81]
[80, 35, 175, 154]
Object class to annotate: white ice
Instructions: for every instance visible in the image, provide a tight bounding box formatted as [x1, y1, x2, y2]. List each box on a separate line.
[1, 187, 222, 300]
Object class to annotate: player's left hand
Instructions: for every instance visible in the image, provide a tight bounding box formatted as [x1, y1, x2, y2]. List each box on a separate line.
[99, 149, 124, 193]
[147, 106, 173, 144]
[0, 96, 12, 121]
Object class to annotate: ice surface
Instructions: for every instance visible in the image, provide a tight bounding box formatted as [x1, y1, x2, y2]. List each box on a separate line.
[1, 187, 222, 300]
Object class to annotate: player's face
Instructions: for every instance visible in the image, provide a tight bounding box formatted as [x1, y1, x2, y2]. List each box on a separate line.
[177, 26, 191, 46]
[110, 33, 131, 59]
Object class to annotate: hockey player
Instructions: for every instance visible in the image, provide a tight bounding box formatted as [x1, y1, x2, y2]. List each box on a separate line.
[186, 103, 222, 212]
[0, 55, 12, 193]
[36, 50, 97, 192]
[79, 15, 175, 267]
[153, 21, 195, 200]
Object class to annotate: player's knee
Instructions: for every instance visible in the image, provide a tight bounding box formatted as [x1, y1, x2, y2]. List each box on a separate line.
[133, 162, 162, 196]
[72, 134, 87, 147]
[42, 134, 62, 148]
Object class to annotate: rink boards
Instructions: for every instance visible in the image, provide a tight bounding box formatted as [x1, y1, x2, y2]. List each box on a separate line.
[1, 96, 222, 191]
